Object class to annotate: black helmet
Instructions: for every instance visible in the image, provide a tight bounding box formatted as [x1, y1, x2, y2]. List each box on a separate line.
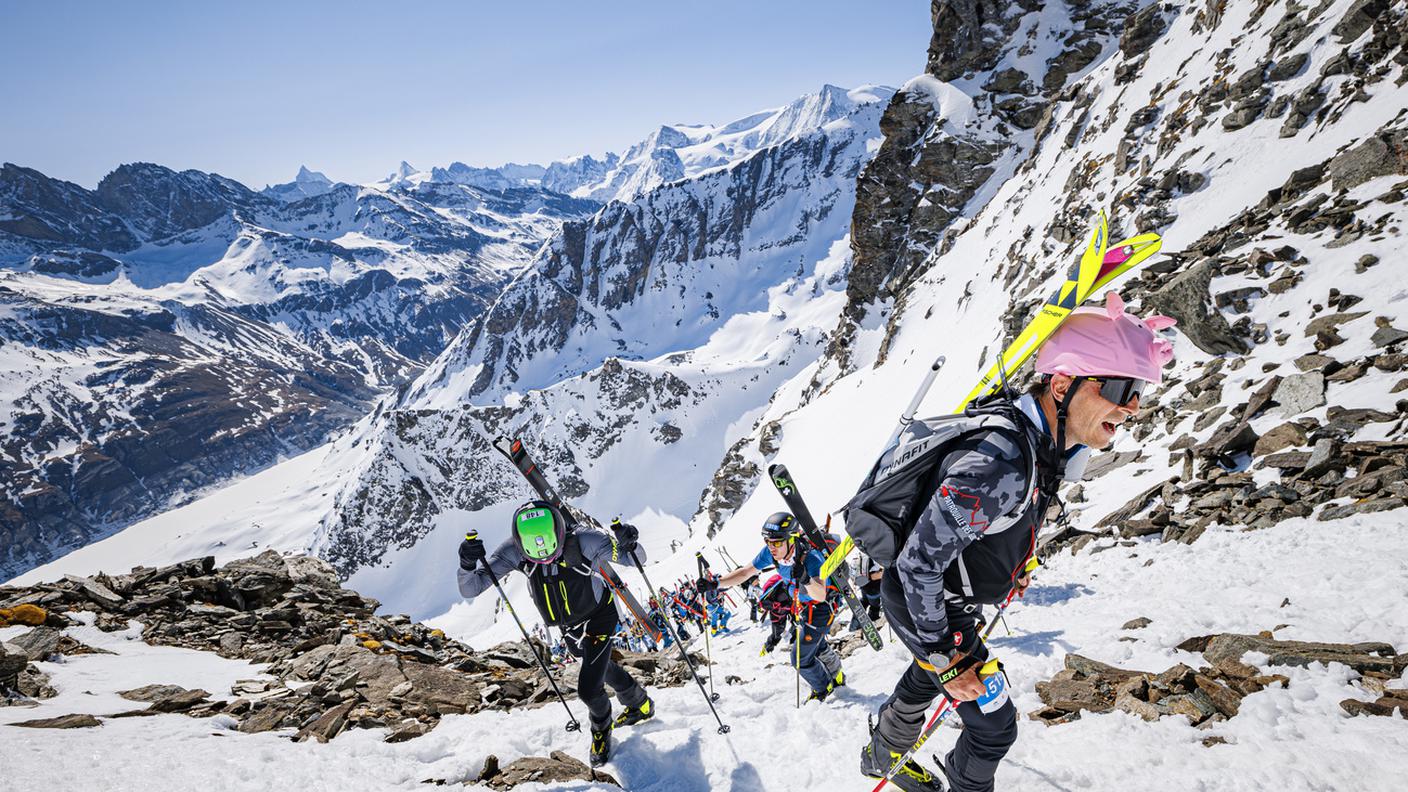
[761, 511, 798, 542]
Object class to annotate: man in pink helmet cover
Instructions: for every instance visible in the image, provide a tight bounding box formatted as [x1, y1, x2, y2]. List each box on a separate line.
[859, 293, 1175, 792]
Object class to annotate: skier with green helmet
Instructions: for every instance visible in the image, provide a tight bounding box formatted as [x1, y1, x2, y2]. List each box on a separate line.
[458, 500, 654, 766]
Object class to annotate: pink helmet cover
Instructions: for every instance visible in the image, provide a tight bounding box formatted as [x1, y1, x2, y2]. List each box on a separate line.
[1035, 292, 1176, 383]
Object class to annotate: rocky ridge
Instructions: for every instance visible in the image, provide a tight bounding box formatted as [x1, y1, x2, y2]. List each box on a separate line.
[0, 550, 698, 747]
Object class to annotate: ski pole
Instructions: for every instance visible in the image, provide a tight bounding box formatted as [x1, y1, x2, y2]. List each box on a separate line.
[883, 355, 947, 450]
[468, 532, 580, 732]
[794, 590, 802, 708]
[871, 601, 1013, 792]
[702, 603, 718, 700]
[626, 549, 731, 734]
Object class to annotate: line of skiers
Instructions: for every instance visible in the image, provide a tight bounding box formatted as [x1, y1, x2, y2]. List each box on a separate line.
[456, 293, 1174, 788]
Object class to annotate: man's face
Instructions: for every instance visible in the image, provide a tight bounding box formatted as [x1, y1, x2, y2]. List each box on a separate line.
[766, 537, 795, 564]
[1054, 374, 1142, 450]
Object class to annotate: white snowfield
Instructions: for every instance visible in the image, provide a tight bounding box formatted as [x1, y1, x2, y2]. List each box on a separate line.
[3, 512, 1405, 791]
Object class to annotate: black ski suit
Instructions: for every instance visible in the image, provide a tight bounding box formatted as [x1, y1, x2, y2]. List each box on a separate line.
[458, 523, 649, 729]
[874, 395, 1077, 792]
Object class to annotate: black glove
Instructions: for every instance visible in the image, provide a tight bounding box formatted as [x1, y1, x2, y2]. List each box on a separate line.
[791, 560, 812, 586]
[459, 533, 486, 570]
[697, 576, 718, 593]
[611, 519, 639, 556]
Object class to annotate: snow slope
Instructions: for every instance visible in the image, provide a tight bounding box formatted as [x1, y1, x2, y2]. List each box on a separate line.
[4, 511, 1404, 791]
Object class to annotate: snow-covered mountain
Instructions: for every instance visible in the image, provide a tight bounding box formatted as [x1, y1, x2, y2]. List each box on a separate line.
[542, 85, 894, 204]
[262, 165, 339, 202]
[8, 1, 1408, 787]
[0, 162, 597, 579]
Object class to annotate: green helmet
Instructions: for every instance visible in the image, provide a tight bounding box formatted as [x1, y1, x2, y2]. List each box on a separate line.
[513, 500, 567, 563]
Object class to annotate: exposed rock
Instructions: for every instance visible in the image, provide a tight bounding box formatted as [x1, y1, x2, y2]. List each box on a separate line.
[117, 684, 191, 703]
[7, 627, 61, 661]
[0, 551, 693, 742]
[1123, 617, 1153, 630]
[479, 750, 620, 790]
[1148, 259, 1248, 355]
[1121, 3, 1169, 56]
[1253, 422, 1309, 456]
[1332, 0, 1392, 44]
[1203, 634, 1400, 674]
[1341, 690, 1408, 719]
[1372, 325, 1408, 347]
[1, 641, 29, 690]
[295, 701, 356, 743]
[1271, 372, 1326, 417]
[10, 713, 102, 729]
[1328, 128, 1408, 191]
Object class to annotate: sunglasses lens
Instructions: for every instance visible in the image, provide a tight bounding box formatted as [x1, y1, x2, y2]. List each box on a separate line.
[1098, 377, 1145, 405]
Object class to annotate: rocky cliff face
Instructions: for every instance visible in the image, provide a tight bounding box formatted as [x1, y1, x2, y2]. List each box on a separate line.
[308, 89, 892, 582]
[828, 0, 1140, 377]
[409, 90, 888, 406]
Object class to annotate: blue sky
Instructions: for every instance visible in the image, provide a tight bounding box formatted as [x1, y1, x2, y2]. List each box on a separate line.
[1, 1, 930, 189]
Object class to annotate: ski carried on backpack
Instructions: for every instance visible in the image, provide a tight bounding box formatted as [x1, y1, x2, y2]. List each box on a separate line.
[493, 436, 662, 643]
[820, 214, 1164, 579]
[958, 217, 1162, 409]
[768, 463, 884, 652]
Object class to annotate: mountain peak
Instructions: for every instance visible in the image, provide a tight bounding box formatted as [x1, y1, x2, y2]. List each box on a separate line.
[295, 165, 331, 185]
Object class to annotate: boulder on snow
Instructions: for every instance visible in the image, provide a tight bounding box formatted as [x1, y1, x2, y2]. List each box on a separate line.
[1271, 372, 1326, 417]
[1202, 634, 1401, 675]
[10, 713, 102, 729]
[478, 750, 619, 790]
[1147, 259, 1249, 355]
[7, 627, 61, 662]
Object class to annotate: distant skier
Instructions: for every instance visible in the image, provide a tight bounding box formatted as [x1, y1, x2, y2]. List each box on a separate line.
[458, 502, 656, 767]
[701, 512, 844, 701]
[849, 555, 885, 633]
[857, 295, 1174, 791]
[744, 576, 762, 622]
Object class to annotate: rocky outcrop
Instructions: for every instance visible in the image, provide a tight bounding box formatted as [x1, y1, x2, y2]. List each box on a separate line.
[474, 751, 620, 790]
[1030, 633, 1405, 727]
[829, 0, 1140, 377]
[0, 551, 699, 740]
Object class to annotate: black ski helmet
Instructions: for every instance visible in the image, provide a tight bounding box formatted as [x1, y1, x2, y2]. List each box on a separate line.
[761, 511, 798, 542]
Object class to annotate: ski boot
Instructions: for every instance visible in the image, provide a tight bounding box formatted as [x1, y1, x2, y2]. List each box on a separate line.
[806, 684, 831, 703]
[833, 668, 847, 689]
[589, 722, 613, 767]
[613, 696, 655, 728]
[859, 718, 945, 791]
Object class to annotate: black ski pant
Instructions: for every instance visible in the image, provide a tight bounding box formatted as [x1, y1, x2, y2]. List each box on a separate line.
[875, 575, 1016, 792]
[564, 601, 648, 729]
[875, 659, 1017, 792]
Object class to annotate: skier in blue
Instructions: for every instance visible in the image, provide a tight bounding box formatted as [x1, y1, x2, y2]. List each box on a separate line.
[700, 512, 844, 701]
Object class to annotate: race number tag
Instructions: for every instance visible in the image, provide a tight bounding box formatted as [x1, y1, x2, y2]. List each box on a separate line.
[976, 668, 1010, 715]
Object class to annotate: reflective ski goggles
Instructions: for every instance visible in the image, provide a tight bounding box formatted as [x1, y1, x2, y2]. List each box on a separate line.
[1080, 376, 1147, 406]
[763, 536, 793, 548]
